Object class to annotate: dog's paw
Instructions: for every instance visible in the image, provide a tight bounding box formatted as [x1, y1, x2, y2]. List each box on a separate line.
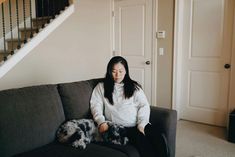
[84, 138, 91, 144]
[72, 140, 87, 149]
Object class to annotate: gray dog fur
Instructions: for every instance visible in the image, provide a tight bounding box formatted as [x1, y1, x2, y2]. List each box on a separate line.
[56, 119, 129, 149]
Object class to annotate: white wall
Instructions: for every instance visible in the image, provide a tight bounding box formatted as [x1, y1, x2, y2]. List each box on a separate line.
[0, 0, 112, 90]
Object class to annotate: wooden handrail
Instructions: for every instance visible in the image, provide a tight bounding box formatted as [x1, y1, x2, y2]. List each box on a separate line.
[0, 0, 6, 5]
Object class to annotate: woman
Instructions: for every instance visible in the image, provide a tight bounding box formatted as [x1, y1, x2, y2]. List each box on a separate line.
[90, 56, 168, 157]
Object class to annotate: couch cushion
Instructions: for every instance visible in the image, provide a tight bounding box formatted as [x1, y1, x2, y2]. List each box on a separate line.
[13, 143, 130, 157]
[0, 85, 65, 157]
[96, 142, 140, 157]
[58, 79, 103, 120]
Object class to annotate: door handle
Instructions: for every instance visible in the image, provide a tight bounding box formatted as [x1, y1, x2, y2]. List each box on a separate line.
[145, 61, 151, 65]
[224, 64, 231, 69]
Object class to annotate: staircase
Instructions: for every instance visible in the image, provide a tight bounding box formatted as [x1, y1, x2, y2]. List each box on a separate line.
[0, 0, 72, 63]
[0, 0, 75, 79]
[0, 16, 52, 61]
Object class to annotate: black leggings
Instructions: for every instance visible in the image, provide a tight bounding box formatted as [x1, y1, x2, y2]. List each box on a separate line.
[126, 124, 169, 157]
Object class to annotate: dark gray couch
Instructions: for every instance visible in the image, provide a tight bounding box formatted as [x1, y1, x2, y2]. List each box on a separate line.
[0, 79, 177, 157]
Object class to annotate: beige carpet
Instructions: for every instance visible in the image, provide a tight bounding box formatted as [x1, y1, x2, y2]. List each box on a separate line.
[176, 120, 235, 157]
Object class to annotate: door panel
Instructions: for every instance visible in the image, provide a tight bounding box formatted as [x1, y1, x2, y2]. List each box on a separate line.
[129, 68, 145, 88]
[120, 4, 145, 56]
[113, 0, 153, 102]
[191, 0, 224, 58]
[190, 72, 221, 108]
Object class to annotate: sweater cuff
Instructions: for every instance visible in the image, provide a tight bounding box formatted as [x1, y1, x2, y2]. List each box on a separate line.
[96, 117, 106, 126]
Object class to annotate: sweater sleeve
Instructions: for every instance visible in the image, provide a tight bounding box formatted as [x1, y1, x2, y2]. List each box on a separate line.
[90, 83, 106, 126]
[134, 88, 151, 130]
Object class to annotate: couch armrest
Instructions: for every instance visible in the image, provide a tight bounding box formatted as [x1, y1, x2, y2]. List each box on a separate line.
[150, 106, 177, 157]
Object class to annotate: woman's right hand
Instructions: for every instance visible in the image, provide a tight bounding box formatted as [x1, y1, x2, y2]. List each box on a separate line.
[98, 122, 109, 133]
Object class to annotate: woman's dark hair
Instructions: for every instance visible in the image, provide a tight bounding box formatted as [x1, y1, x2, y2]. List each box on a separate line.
[104, 56, 141, 104]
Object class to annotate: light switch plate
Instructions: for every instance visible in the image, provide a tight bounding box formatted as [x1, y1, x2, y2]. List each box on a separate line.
[159, 48, 164, 55]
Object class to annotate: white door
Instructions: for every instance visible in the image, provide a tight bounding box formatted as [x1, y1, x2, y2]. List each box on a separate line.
[113, 0, 153, 103]
[178, 0, 234, 126]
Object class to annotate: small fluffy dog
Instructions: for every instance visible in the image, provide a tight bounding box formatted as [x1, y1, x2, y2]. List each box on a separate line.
[56, 119, 129, 149]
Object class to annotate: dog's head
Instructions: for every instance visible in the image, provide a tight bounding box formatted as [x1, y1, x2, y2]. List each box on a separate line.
[102, 122, 129, 145]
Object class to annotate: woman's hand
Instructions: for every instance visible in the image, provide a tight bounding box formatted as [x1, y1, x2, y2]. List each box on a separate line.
[98, 122, 109, 133]
[138, 126, 145, 135]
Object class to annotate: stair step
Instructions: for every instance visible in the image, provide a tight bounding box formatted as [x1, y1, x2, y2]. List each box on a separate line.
[6, 38, 25, 42]
[19, 27, 38, 38]
[0, 51, 12, 62]
[32, 16, 53, 28]
[0, 55, 5, 62]
[19, 27, 38, 32]
[6, 38, 25, 50]
[0, 50, 12, 54]
[33, 16, 52, 20]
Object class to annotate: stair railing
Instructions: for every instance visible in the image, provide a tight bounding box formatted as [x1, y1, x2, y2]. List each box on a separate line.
[0, 0, 70, 62]
[1, 2, 6, 60]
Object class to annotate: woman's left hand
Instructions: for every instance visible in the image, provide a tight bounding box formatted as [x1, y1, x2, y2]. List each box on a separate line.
[98, 122, 109, 133]
[138, 126, 145, 135]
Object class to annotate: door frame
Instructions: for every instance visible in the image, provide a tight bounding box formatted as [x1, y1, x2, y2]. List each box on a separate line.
[228, 6, 235, 113]
[110, 0, 157, 105]
[172, 0, 184, 119]
[172, 0, 235, 123]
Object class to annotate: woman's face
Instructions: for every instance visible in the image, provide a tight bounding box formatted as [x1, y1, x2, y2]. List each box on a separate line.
[112, 63, 126, 83]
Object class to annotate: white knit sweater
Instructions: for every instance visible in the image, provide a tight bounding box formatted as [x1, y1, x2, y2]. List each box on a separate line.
[90, 82, 150, 129]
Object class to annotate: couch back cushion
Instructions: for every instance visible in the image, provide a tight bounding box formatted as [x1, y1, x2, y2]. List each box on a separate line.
[0, 85, 65, 157]
[58, 78, 103, 120]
